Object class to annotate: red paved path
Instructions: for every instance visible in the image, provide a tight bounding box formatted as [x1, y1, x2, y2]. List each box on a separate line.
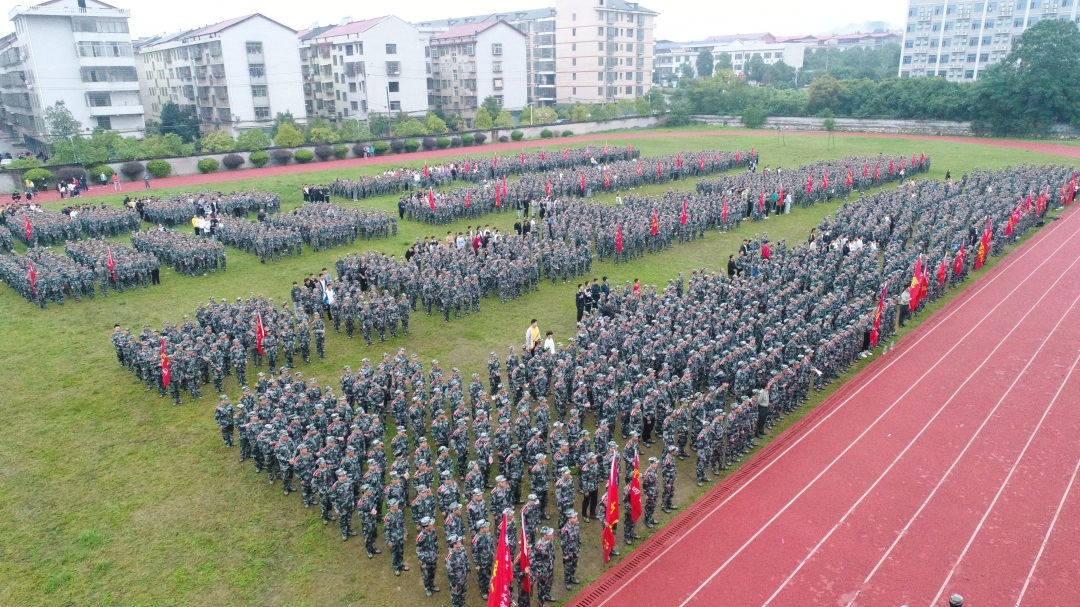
[18, 130, 1080, 206]
[566, 204, 1080, 607]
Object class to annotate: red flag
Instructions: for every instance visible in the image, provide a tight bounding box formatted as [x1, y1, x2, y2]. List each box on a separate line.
[580, 173, 586, 193]
[874, 164, 880, 181]
[160, 337, 171, 388]
[520, 150, 525, 165]
[1025, 194, 1032, 214]
[27, 259, 37, 294]
[493, 152, 498, 168]
[601, 454, 619, 563]
[487, 513, 513, 607]
[975, 219, 992, 270]
[604, 172, 610, 188]
[846, 170, 853, 187]
[722, 199, 729, 223]
[428, 188, 436, 211]
[822, 171, 829, 191]
[495, 187, 501, 208]
[863, 163, 869, 178]
[675, 154, 682, 169]
[911, 153, 916, 168]
[464, 191, 471, 209]
[615, 225, 624, 253]
[806, 173, 813, 195]
[106, 246, 117, 283]
[758, 192, 765, 213]
[464, 159, 471, 174]
[1005, 213, 1014, 237]
[604, 143, 609, 156]
[954, 244, 965, 275]
[736, 151, 741, 163]
[627, 142, 633, 154]
[936, 258, 947, 286]
[908, 258, 922, 313]
[900, 158, 906, 172]
[699, 155, 705, 171]
[540, 150, 546, 163]
[563, 147, 569, 161]
[657, 162, 662, 179]
[545, 180, 552, 197]
[680, 199, 688, 225]
[919, 262, 929, 302]
[24, 215, 32, 243]
[629, 453, 642, 523]
[255, 312, 266, 355]
[750, 146, 755, 160]
[519, 511, 532, 593]
[502, 177, 508, 197]
[919, 152, 925, 166]
[889, 161, 895, 175]
[423, 163, 429, 178]
[650, 209, 659, 236]
[636, 162, 642, 177]
[869, 283, 886, 347]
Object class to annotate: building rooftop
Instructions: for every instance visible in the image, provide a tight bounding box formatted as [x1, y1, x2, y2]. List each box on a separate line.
[415, 7, 556, 30]
[430, 20, 525, 42]
[314, 16, 391, 39]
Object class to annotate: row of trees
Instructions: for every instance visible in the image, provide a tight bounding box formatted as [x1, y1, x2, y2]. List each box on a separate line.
[673, 21, 1080, 136]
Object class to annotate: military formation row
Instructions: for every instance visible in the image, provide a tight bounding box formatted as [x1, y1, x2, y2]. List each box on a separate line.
[138, 190, 281, 227]
[398, 149, 755, 225]
[131, 228, 227, 276]
[267, 202, 397, 251]
[64, 238, 160, 294]
[3, 203, 141, 246]
[325, 144, 640, 203]
[0, 247, 97, 307]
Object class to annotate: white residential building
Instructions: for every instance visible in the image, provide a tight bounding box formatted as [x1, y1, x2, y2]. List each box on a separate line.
[136, 13, 306, 136]
[554, 0, 657, 104]
[0, 0, 144, 151]
[298, 16, 428, 123]
[426, 21, 527, 123]
[655, 37, 806, 86]
[899, 0, 1080, 81]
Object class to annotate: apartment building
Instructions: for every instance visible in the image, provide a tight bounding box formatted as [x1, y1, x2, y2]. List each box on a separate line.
[416, 8, 558, 107]
[0, 0, 144, 151]
[136, 13, 305, 136]
[298, 16, 428, 123]
[426, 21, 527, 122]
[553, 0, 657, 104]
[655, 37, 806, 85]
[899, 0, 1080, 80]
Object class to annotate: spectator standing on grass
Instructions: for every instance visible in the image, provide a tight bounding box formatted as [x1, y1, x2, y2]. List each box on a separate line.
[100, 172, 107, 187]
[143, 172, 151, 189]
[543, 331, 556, 354]
[525, 319, 540, 353]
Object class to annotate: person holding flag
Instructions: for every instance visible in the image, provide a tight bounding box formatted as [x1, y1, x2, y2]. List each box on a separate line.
[975, 218, 992, 269]
[936, 256, 948, 287]
[624, 453, 642, 545]
[24, 214, 33, 244]
[869, 283, 887, 347]
[650, 209, 659, 236]
[560, 510, 582, 590]
[953, 243, 966, 284]
[615, 224, 624, 263]
[428, 188, 436, 211]
[908, 258, 923, 314]
[255, 311, 267, 362]
[486, 514, 513, 607]
[517, 510, 532, 602]
[106, 246, 117, 284]
[680, 198, 688, 226]
[27, 258, 37, 297]
[601, 450, 620, 562]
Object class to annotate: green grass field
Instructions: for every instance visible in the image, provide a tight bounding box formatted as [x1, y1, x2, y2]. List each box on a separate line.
[0, 130, 1074, 607]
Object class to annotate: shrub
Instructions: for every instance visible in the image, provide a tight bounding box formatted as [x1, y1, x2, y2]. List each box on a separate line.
[294, 149, 315, 163]
[498, 135, 510, 143]
[403, 139, 420, 153]
[313, 144, 334, 161]
[461, 133, 475, 147]
[333, 144, 348, 159]
[23, 168, 53, 189]
[221, 153, 245, 170]
[352, 143, 368, 157]
[373, 140, 391, 155]
[474, 132, 487, 144]
[9, 157, 41, 169]
[561, 130, 574, 137]
[436, 136, 451, 149]
[741, 106, 767, 129]
[510, 130, 524, 142]
[146, 159, 171, 178]
[450, 136, 463, 148]
[389, 139, 405, 153]
[120, 161, 146, 179]
[272, 149, 292, 165]
[249, 150, 270, 167]
[55, 166, 89, 184]
[540, 129, 554, 139]
[89, 165, 115, 179]
[197, 158, 220, 174]
[236, 129, 271, 151]
[421, 137, 438, 151]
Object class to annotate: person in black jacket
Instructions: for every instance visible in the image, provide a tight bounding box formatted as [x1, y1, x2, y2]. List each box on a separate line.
[575, 284, 588, 322]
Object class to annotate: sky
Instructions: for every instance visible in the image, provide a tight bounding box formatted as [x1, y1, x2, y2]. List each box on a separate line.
[2, 0, 910, 40]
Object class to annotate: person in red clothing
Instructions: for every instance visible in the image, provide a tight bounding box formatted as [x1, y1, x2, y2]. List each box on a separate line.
[761, 240, 771, 260]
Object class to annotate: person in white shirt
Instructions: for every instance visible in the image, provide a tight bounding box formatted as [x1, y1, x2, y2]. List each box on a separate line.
[543, 331, 556, 354]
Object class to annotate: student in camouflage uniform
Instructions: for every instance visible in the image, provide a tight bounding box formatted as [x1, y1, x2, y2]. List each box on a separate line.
[416, 517, 441, 595]
[331, 468, 357, 540]
[533, 526, 556, 604]
[446, 534, 470, 607]
[560, 510, 582, 590]
[472, 520, 494, 599]
[358, 485, 382, 557]
[214, 396, 234, 446]
[385, 499, 410, 575]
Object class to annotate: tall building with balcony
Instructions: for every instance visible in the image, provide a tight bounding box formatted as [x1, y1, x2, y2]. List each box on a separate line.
[426, 21, 528, 123]
[416, 9, 558, 107]
[554, 0, 657, 104]
[298, 16, 428, 123]
[0, 0, 144, 151]
[899, 0, 1080, 80]
[136, 14, 306, 136]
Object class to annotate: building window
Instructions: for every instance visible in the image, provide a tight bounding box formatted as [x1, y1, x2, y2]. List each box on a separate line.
[493, 61, 502, 72]
[254, 107, 270, 119]
[388, 81, 400, 92]
[492, 43, 503, 55]
[249, 64, 265, 77]
[246, 41, 262, 54]
[386, 61, 400, 75]
[386, 44, 397, 55]
[572, 57, 577, 65]
[96, 117, 112, 130]
[464, 44, 475, 55]
[80, 67, 138, 83]
[494, 95, 504, 107]
[493, 78, 504, 90]
[86, 92, 111, 107]
[349, 83, 357, 92]
[573, 73, 577, 80]
[625, 85, 632, 94]
[573, 87, 577, 94]
[251, 85, 268, 97]
[389, 100, 401, 110]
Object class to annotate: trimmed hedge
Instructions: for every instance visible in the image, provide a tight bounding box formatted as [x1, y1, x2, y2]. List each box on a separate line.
[294, 149, 315, 163]
[403, 139, 420, 153]
[89, 165, 115, 179]
[461, 133, 474, 147]
[498, 135, 509, 143]
[197, 158, 219, 174]
[540, 129, 554, 138]
[221, 153, 245, 170]
[272, 149, 292, 165]
[249, 151, 270, 167]
[450, 136, 462, 148]
[389, 139, 405, 153]
[373, 141, 390, 155]
[333, 144, 348, 159]
[562, 130, 574, 137]
[314, 145, 334, 161]
[23, 168, 53, 188]
[474, 132, 487, 144]
[120, 161, 146, 179]
[147, 160, 172, 178]
[421, 137, 437, 151]
[510, 130, 524, 141]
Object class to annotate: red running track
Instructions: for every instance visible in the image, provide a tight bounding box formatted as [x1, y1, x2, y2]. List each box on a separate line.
[566, 206, 1080, 607]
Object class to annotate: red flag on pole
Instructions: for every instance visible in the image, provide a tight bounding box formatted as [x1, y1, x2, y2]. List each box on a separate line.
[428, 188, 436, 211]
[502, 177, 508, 197]
[629, 453, 642, 523]
[545, 180, 552, 197]
[699, 155, 705, 171]
[580, 173, 586, 193]
[750, 147, 755, 160]
[255, 312, 267, 355]
[106, 246, 117, 283]
[615, 225, 624, 253]
[846, 170, 853, 187]
[680, 199, 688, 225]
[869, 282, 886, 347]
[27, 259, 37, 294]
[521, 150, 525, 165]
[540, 150, 546, 163]
[601, 454, 619, 563]
[604, 143, 609, 156]
[464, 159, 471, 174]
[722, 199, 729, 223]
[736, 151, 741, 163]
[604, 171, 610, 188]
[519, 510, 532, 593]
[160, 337, 171, 388]
[493, 152, 498, 168]
[423, 163, 429, 178]
[954, 244, 965, 275]
[487, 513, 513, 607]
[874, 164, 880, 181]
[650, 209, 659, 235]
[975, 219, 992, 269]
[24, 215, 32, 243]
[863, 163, 870, 178]
[822, 171, 829, 191]
[919, 261, 929, 302]
[806, 173, 813, 195]
[636, 162, 642, 177]
[908, 258, 922, 313]
[495, 187, 501, 208]
[675, 154, 682, 169]
[936, 258, 947, 286]
[465, 191, 471, 209]
[563, 148, 569, 161]
[758, 192, 765, 214]
[657, 162, 662, 179]
[889, 161, 895, 175]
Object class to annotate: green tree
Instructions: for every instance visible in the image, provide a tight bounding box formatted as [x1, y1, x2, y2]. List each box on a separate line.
[633, 96, 651, 116]
[802, 44, 901, 83]
[425, 112, 449, 134]
[394, 118, 429, 137]
[746, 54, 767, 83]
[715, 52, 733, 71]
[647, 88, 667, 112]
[678, 63, 696, 81]
[481, 96, 502, 121]
[972, 20, 1080, 135]
[273, 123, 305, 147]
[474, 108, 494, 130]
[159, 103, 201, 142]
[615, 98, 635, 116]
[336, 120, 370, 142]
[270, 111, 298, 140]
[806, 74, 850, 115]
[763, 61, 797, 88]
[44, 100, 83, 142]
[306, 126, 339, 143]
[494, 109, 515, 128]
[236, 129, 272, 151]
[696, 49, 715, 78]
[369, 114, 391, 137]
[570, 103, 591, 122]
[532, 106, 559, 124]
[199, 130, 237, 153]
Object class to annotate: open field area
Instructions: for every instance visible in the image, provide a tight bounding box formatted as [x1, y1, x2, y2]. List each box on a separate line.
[1, 129, 1076, 607]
